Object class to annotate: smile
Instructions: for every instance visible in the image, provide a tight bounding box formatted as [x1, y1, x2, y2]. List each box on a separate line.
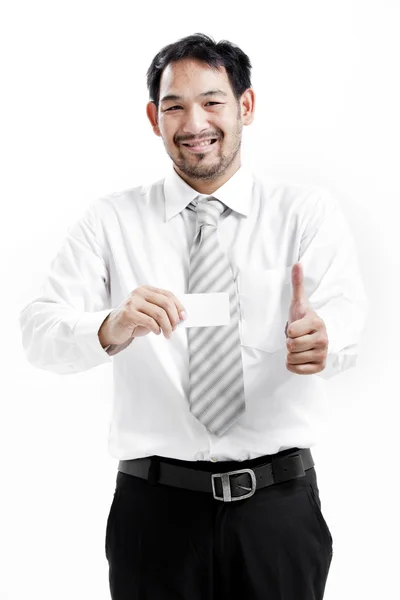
[181, 139, 218, 153]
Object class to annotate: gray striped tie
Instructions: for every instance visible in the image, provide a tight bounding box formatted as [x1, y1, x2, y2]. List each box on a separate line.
[186, 195, 246, 436]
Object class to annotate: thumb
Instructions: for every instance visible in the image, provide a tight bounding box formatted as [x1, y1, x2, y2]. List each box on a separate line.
[288, 262, 309, 325]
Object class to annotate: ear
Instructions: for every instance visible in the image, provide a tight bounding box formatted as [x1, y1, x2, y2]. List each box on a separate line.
[146, 101, 161, 137]
[240, 88, 255, 126]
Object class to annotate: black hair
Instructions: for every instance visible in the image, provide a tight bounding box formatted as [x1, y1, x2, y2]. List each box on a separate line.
[146, 33, 252, 109]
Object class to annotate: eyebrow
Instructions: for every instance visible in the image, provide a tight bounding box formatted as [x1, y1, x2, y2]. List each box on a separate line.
[160, 89, 228, 103]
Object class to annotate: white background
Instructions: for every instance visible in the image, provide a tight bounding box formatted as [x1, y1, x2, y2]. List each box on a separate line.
[2, 1, 399, 598]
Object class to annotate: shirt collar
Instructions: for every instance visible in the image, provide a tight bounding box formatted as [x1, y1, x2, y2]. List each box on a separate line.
[163, 164, 254, 221]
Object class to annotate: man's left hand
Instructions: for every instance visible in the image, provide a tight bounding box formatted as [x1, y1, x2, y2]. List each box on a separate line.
[286, 262, 328, 375]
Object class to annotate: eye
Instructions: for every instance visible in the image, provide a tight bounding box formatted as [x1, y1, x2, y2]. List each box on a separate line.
[164, 102, 223, 112]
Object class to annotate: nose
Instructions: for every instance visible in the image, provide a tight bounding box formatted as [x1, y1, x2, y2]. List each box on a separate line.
[181, 105, 209, 137]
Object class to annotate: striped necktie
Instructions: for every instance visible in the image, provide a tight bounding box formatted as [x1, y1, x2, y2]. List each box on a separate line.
[186, 195, 246, 436]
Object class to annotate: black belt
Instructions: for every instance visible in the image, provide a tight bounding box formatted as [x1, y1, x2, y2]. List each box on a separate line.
[118, 448, 314, 502]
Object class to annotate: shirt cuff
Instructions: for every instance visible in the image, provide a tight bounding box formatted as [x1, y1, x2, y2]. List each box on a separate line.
[105, 336, 136, 355]
[73, 309, 114, 363]
[313, 307, 361, 378]
[313, 306, 344, 355]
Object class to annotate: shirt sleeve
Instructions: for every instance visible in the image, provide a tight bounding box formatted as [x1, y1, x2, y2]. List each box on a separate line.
[19, 201, 122, 374]
[296, 188, 369, 380]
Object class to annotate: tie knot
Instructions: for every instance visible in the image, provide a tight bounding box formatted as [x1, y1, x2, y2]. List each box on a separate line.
[193, 195, 226, 228]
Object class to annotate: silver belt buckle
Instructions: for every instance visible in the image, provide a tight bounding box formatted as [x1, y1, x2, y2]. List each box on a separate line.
[211, 468, 257, 502]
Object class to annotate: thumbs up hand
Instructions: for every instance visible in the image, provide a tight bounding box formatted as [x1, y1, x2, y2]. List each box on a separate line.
[285, 262, 328, 374]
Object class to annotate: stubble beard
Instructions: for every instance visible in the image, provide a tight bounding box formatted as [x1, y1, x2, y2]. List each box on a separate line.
[164, 121, 243, 181]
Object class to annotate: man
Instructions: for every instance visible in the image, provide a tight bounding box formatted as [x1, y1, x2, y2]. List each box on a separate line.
[19, 33, 368, 599]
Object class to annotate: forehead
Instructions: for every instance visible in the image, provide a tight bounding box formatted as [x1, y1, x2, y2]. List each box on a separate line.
[159, 58, 232, 100]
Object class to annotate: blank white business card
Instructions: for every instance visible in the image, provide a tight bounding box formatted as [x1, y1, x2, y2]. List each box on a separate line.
[175, 293, 230, 327]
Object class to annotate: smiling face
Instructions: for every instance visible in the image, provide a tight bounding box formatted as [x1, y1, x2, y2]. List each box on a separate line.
[146, 58, 255, 192]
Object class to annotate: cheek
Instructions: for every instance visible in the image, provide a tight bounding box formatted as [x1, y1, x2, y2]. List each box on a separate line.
[164, 131, 180, 150]
[158, 118, 176, 142]
[218, 120, 238, 140]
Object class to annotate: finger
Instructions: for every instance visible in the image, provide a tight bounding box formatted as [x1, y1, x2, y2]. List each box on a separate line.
[287, 312, 316, 338]
[290, 262, 308, 306]
[145, 286, 187, 319]
[286, 362, 321, 375]
[287, 349, 319, 364]
[131, 307, 162, 336]
[143, 289, 184, 338]
[132, 291, 172, 338]
[286, 335, 315, 353]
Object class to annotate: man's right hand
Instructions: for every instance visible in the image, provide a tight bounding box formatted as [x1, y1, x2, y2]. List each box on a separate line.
[98, 285, 187, 348]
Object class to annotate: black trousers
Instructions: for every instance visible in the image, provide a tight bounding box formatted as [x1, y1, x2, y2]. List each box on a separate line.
[105, 449, 333, 599]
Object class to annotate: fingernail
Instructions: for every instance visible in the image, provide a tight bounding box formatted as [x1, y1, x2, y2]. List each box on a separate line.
[180, 311, 187, 320]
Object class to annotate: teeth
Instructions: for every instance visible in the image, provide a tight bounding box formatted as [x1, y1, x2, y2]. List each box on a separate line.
[186, 140, 213, 147]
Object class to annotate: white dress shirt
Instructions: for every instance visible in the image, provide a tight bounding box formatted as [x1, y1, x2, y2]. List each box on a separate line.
[19, 165, 369, 462]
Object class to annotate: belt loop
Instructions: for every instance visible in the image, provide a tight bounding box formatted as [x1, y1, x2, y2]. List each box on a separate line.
[148, 456, 161, 485]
